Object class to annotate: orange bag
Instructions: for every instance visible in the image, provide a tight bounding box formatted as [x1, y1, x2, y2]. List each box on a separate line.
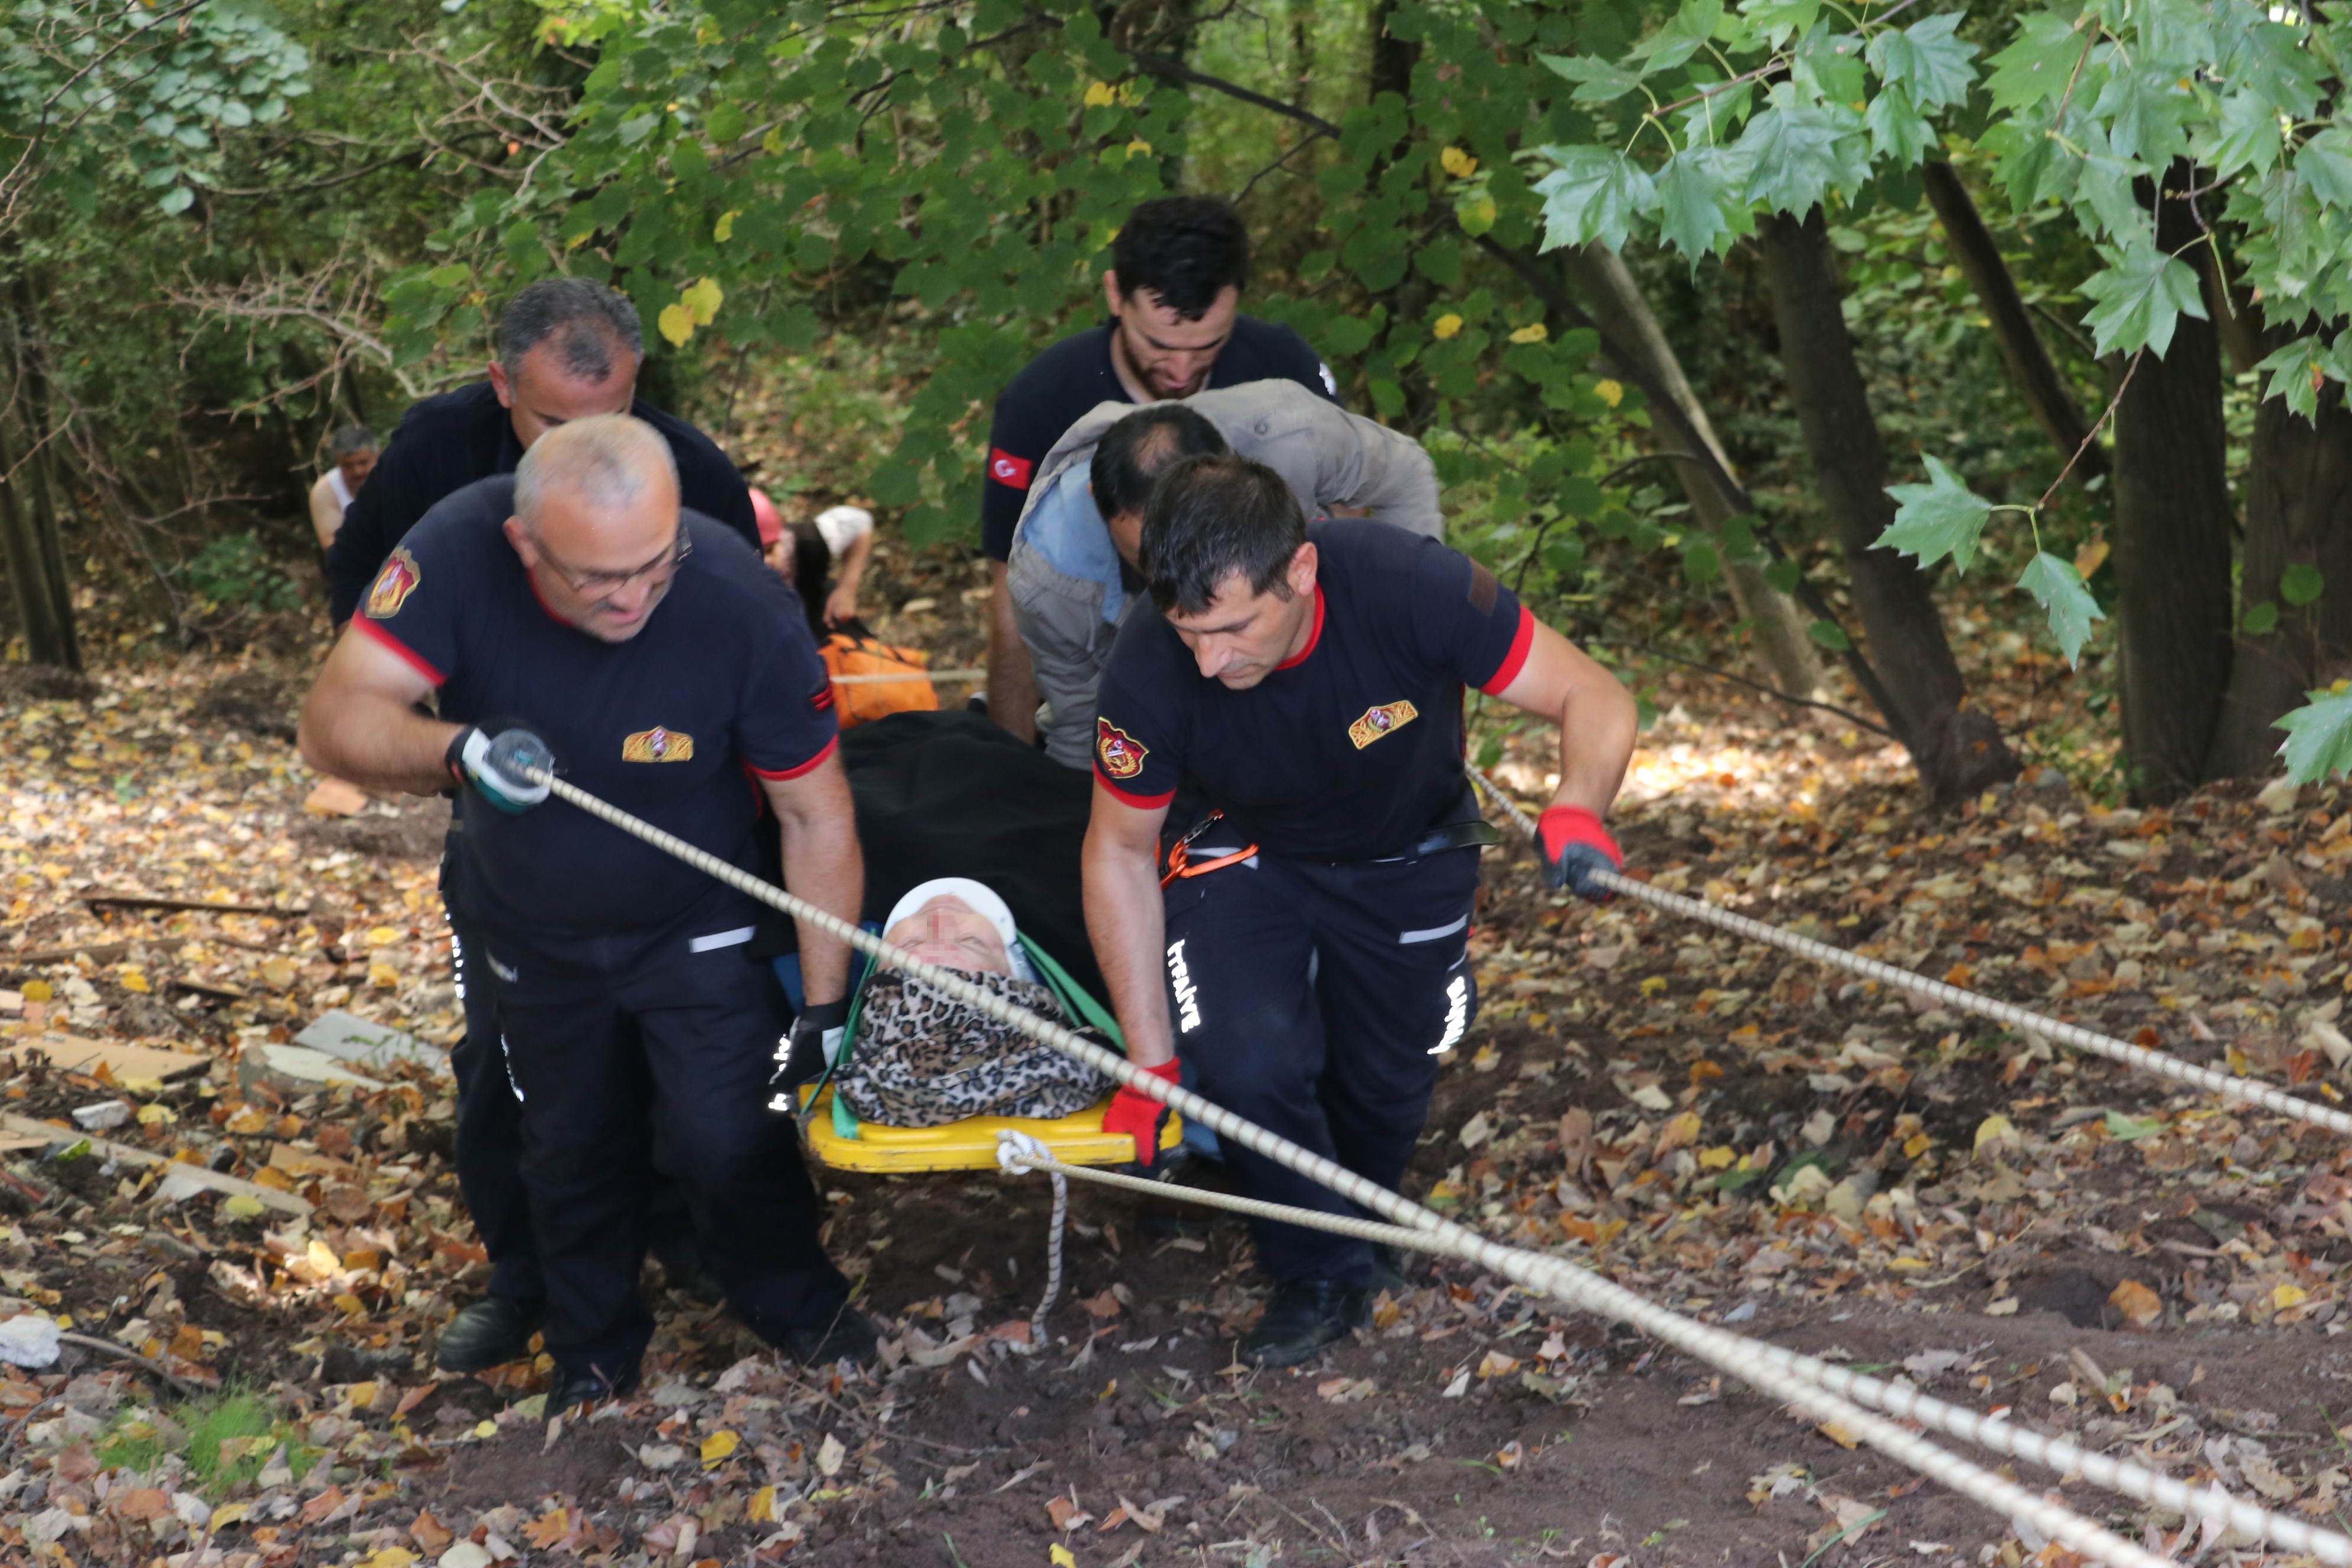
[819, 631, 940, 728]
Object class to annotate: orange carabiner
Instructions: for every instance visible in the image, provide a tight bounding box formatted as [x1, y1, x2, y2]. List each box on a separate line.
[1161, 811, 1260, 887]
[1161, 838, 1260, 887]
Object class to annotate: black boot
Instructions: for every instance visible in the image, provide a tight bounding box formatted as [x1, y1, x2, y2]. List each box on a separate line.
[1239, 1279, 1369, 1368]
[547, 1360, 638, 1415]
[435, 1296, 543, 1374]
[1368, 1243, 1411, 1295]
[783, 1310, 880, 1368]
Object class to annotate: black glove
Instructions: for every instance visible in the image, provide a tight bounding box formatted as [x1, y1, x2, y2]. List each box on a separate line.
[445, 726, 554, 813]
[767, 998, 849, 1111]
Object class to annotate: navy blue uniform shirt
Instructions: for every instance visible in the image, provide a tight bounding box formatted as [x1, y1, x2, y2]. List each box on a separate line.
[979, 318, 1333, 562]
[356, 475, 836, 945]
[1093, 522, 1534, 861]
[327, 381, 759, 623]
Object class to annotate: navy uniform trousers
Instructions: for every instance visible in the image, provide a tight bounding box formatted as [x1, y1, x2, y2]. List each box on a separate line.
[468, 886, 848, 1380]
[1161, 841, 1481, 1285]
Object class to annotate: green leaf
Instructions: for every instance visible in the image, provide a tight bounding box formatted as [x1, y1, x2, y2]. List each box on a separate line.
[158, 184, 195, 214]
[1737, 87, 1871, 215]
[2103, 1110, 2162, 1141]
[2282, 563, 2326, 606]
[1985, 12, 2086, 111]
[2196, 89, 2285, 180]
[1865, 13, 1979, 112]
[1742, 0, 1822, 49]
[1632, 0, 1725, 73]
[2256, 335, 2336, 419]
[2078, 240, 2209, 358]
[1535, 53, 1648, 106]
[2243, 600, 2282, 636]
[1808, 619, 1853, 651]
[1879, 454, 1992, 573]
[1765, 557, 1802, 593]
[2294, 126, 2352, 208]
[1532, 147, 1659, 253]
[2276, 687, 2352, 784]
[1655, 146, 1752, 257]
[2091, 66, 2193, 168]
[2018, 550, 2105, 666]
[1864, 84, 1935, 168]
[1681, 537, 1721, 585]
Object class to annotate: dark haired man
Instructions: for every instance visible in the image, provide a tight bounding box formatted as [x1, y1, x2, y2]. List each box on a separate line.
[1080, 455, 1638, 1366]
[978, 196, 1337, 740]
[325, 277, 758, 623]
[319, 277, 762, 1382]
[1008, 381, 1440, 769]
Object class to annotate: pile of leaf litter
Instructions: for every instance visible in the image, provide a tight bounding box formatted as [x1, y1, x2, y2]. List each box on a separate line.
[6, 648, 2352, 1565]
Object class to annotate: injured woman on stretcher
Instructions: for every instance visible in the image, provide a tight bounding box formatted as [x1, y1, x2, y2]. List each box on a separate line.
[766, 708, 1189, 1167]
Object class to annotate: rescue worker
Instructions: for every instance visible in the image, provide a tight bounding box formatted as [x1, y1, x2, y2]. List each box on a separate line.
[297, 416, 870, 1407]
[1010, 382, 1440, 770]
[978, 196, 1334, 741]
[319, 278, 757, 1377]
[325, 277, 757, 622]
[1082, 454, 1637, 1367]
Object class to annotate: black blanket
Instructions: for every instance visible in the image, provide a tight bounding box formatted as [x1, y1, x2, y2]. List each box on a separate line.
[840, 710, 1105, 1001]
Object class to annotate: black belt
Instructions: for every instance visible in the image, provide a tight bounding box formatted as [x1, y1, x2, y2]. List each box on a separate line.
[1406, 818, 1502, 856]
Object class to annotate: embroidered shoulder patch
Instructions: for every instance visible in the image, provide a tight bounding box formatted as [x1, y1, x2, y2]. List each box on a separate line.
[364, 547, 422, 619]
[621, 727, 694, 763]
[1347, 700, 1420, 750]
[1096, 718, 1148, 780]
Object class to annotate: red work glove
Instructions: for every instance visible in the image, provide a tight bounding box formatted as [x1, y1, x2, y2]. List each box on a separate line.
[1103, 1058, 1182, 1167]
[1537, 805, 1623, 901]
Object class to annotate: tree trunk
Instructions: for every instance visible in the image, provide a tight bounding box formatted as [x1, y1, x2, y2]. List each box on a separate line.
[2, 280, 79, 672]
[2204, 373, 2352, 778]
[1755, 205, 2015, 799]
[2109, 162, 2235, 802]
[1288, 0, 1314, 107]
[0, 413, 77, 669]
[1556, 241, 1825, 699]
[1364, 0, 1434, 429]
[1920, 161, 2107, 485]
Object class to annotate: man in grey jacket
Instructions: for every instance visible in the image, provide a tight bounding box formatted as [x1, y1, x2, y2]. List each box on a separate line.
[1009, 379, 1442, 769]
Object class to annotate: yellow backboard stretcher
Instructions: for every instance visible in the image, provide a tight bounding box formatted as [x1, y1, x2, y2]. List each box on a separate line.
[796, 1084, 1181, 1174]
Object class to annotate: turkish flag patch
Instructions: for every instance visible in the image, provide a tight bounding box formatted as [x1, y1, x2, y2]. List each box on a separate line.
[986, 447, 1035, 489]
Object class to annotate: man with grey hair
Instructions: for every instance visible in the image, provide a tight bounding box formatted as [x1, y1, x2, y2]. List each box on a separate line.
[299, 414, 871, 1409]
[317, 277, 762, 1378]
[324, 276, 757, 623]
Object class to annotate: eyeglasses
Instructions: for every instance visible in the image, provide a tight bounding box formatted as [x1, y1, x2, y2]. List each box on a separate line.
[534, 527, 692, 597]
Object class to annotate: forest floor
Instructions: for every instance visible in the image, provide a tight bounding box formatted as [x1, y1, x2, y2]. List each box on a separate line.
[5, 589, 2352, 1568]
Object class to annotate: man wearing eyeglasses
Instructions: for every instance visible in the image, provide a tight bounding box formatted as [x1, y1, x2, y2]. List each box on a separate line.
[317, 277, 761, 1382]
[299, 416, 871, 1409]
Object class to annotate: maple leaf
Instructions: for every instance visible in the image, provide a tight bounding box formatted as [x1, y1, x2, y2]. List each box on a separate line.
[2017, 551, 2106, 667]
[1879, 456, 1993, 574]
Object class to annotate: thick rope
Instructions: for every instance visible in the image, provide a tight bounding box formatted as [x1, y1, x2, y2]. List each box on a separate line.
[1468, 770, 2352, 1139]
[1031, 1163, 1068, 1341]
[998, 1142, 2348, 1562]
[525, 769, 2220, 1564]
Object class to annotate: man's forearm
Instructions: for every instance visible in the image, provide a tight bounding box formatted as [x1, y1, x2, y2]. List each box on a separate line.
[1083, 835, 1175, 1067]
[1552, 683, 1639, 816]
[298, 700, 459, 796]
[777, 807, 863, 1007]
[986, 563, 1037, 743]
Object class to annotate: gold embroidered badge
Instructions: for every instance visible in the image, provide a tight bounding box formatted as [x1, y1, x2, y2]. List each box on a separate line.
[1096, 718, 1148, 780]
[1347, 700, 1420, 750]
[621, 727, 695, 763]
[364, 547, 422, 619]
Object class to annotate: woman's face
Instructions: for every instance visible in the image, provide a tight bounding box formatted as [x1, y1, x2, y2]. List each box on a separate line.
[884, 896, 1011, 975]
